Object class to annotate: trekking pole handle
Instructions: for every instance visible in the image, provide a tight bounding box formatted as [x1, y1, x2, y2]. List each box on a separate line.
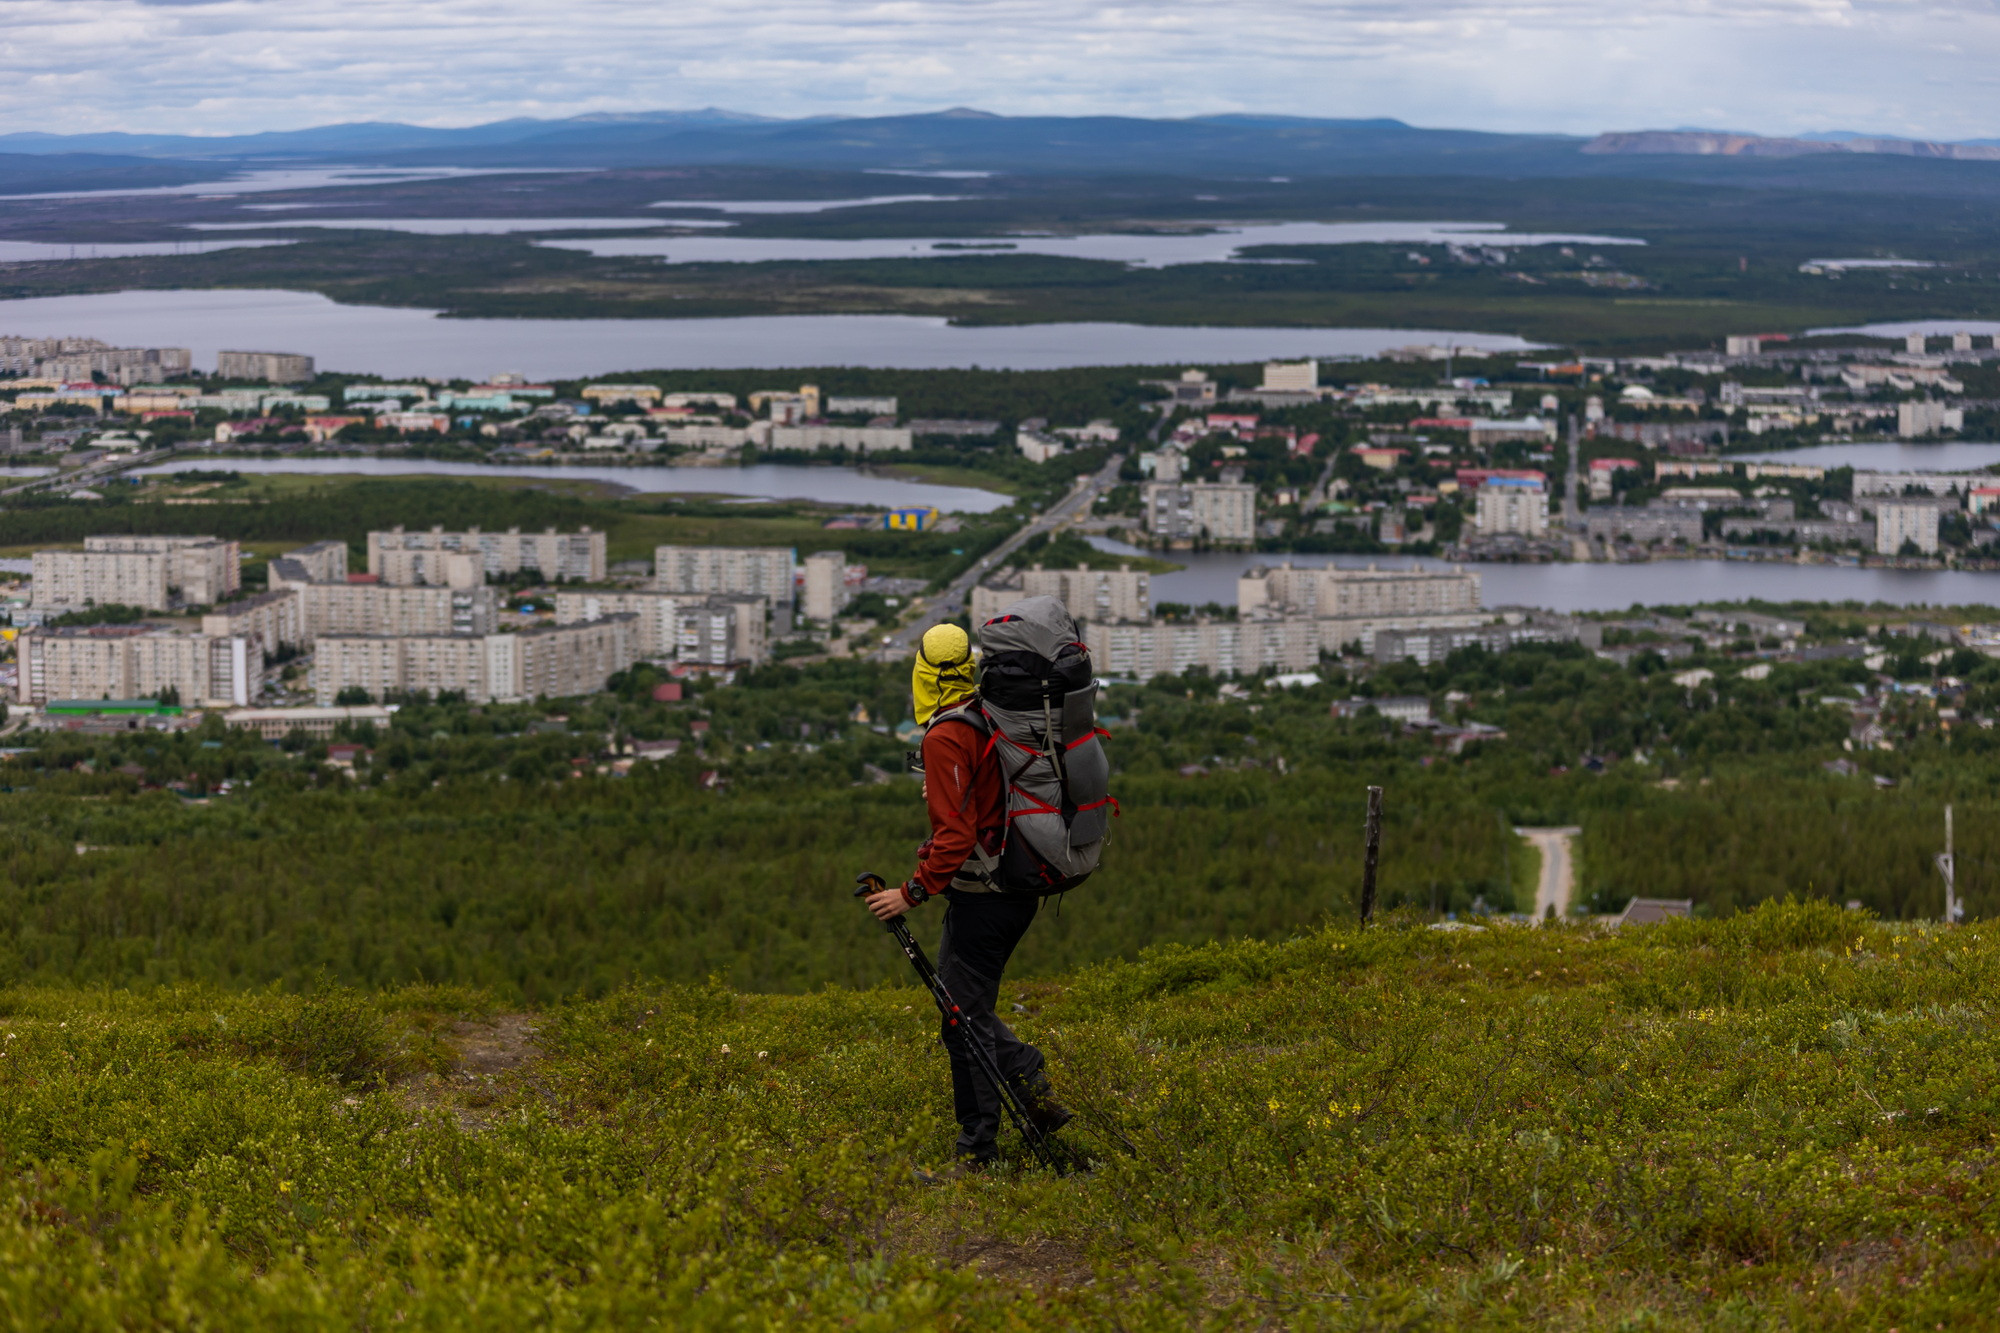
[853, 871, 888, 898]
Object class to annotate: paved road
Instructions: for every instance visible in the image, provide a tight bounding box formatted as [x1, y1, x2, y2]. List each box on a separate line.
[1514, 826, 1582, 921]
[1, 447, 183, 499]
[873, 451, 1128, 660]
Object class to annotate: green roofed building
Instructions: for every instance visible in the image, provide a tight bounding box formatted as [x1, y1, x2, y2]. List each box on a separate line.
[44, 699, 184, 717]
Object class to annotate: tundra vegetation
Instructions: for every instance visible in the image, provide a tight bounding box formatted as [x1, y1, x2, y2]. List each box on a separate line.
[2, 648, 1995, 1323]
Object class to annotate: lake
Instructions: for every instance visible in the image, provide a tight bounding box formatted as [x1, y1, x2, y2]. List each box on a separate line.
[0, 288, 1539, 378]
[131, 457, 1014, 513]
[12, 166, 583, 201]
[540, 220, 1643, 269]
[1086, 541, 2000, 613]
[192, 218, 730, 235]
[1737, 442, 2000, 472]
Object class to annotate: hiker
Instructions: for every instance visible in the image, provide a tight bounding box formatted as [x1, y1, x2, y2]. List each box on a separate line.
[861, 619, 1072, 1166]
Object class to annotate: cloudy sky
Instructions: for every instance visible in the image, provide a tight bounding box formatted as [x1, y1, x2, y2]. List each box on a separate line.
[3, 0, 1995, 141]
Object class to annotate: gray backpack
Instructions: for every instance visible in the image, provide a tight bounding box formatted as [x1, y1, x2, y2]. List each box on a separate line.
[947, 594, 1114, 895]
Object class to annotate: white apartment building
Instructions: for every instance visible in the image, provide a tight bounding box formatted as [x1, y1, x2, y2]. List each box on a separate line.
[555, 588, 766, 664]
[313, 615, 637, 705]
[1261, 359, 1318, 392]
[1898, 400, 1965, 438]
[1475, 480, 1550, 538]
[1237, 562, 1488, 653]
[653, 545, 795, 606]
[299, 582, 499, 638]
[1238, 563, 1481, 619]
[17, 625, 251, 707]
[33, 535, 241, 610]
[1082, 616, 1320, 679]
[557, 589, 687, 659]
[1875, 501, 1942, 556]
[767, 424, 912, 453]
[825, 395, 897, 416]
[972, 564, 1151, 626]
[1141, 481, 1257, 545]
[802, 550, 852, 623]
[368, 526, 607, 585]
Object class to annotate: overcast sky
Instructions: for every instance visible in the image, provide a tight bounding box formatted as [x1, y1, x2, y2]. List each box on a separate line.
[4, 0, 1995, 142]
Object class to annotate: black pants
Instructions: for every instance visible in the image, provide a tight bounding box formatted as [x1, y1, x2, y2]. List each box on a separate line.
[936, 890, 1044, 1161]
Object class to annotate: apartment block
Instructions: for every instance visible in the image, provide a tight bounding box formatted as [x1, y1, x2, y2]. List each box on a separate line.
[1238, 563, 1481, 619]
[972, 564, 1151, 626]
[313, 615, 638, 705]
[216, 350, 314, 383]
[202, 590, 306, 658]
[33, 535, 241, 610]
[652, 545, 796, 605]
[801, 550, 851, 623]
[556, 589, 691, 659]
[369, 526, 607, 584]
[675, 595, 770, 667]
[1080, 616, 1320, 680]
[1261, 359, 1318, 392]
[18, 625, 250, 707]
[1475, 480, 1549, 537]
[1875, 500, 1943, 556]
[282, 540, 349, 583]
[299, 582, 499, 638]
[1141, 481, 1257, 545]
[767, 424, 912, 453]
[1897, 400, 1965, 438]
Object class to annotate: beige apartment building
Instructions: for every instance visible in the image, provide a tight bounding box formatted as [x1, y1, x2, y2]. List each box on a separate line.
[1237, 563, 1488, 653]
[299, 582, 499, 638]
[312, 615, 637, 705]
[1079, 616, 1320, 679]
[1141, 481, 1257, 546]
[801, 550, 851, 623]
[17, 624, 251, 707]
[216, 350, 313, 383]
[674, 595, 769, 667]
[971, 564, 1151, 626]
[202, 590, 306, 659]
[33, 535, 241, 610]
[281, 540, 349, 583]
[368, 526, 607, 585]
[652, 545, 795, 605]
[556, 589, 686, 658]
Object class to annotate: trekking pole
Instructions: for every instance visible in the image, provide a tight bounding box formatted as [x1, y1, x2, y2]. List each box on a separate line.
[854, 872, 1071, 1174]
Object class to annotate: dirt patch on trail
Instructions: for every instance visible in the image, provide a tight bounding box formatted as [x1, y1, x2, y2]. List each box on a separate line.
[942, 1236, 1096, 1290]
[396, 1013, 543, 1130]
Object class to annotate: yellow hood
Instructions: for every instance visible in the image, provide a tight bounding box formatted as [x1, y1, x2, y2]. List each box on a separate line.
[912, 622, 977, 726]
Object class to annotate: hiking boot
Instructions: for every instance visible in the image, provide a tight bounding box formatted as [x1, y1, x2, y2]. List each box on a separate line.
[1024, 1095, 1073, 1135]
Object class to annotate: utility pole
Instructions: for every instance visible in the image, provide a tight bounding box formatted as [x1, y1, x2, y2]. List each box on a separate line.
[1360, 786, 1384, 925]
[1937, 804, 1964, 924]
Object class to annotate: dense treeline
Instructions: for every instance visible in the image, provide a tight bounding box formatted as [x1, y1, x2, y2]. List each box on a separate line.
[2, 641, 1995, 997]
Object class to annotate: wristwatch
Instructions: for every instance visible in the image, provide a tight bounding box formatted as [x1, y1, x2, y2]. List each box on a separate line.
[901, 879, 931, 906]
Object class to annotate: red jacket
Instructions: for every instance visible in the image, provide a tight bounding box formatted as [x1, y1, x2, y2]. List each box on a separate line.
[911, 710, 1005, 899]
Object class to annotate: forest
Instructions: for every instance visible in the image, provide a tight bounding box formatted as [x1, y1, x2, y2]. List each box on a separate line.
[0, 638, 1987, 1000]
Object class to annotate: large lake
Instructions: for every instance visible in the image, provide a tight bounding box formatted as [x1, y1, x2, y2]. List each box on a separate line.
[132, 457, 1014, 513]
[539, 220, 1640, 268]
[0, 288, 1538, 377]
[1087, 541, 2000, 613]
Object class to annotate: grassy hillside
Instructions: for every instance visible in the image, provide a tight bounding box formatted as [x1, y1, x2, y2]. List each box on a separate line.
[0, 900, 1991, 1326]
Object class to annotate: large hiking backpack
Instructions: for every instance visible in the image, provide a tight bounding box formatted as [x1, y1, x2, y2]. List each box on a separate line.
[951, 594, 1114, 895]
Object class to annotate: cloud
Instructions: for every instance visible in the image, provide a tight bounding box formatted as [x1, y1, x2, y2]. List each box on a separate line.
[0, 0, 1993, 140]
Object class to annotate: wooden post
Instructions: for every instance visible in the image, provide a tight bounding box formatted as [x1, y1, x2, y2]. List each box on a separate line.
[1360, 785, 1384, 925]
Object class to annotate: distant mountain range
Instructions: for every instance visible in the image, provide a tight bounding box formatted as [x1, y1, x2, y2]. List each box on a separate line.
[1, 111, 1996, 185]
